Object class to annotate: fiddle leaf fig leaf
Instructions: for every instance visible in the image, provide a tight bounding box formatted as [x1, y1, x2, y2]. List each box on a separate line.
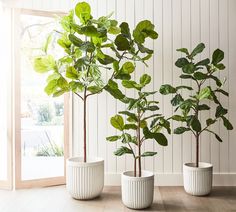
[190, 43, 205, 57]
[175, 58, 189, 68]
[182, 63, 195, 74]
[176, 48, 189, 55]
[215, 105, 228, 118]
[141, 151, 157, 157]
[114, 146, 133, 156]
[140, 74, 151, 86]
[75, 2, 91, 24]
[115, 34, 130, 51]
[198, 87, 211, 100]
[34, 55, 56, 73]
[171, 94, 184, 106]
[221, 116, 233, 130]
[133, 20, 158, 44]
[174, 127, 190, 134]
[122, 62, 135, 74]
[159, 84, 176, 95]
[212, 49, 224, 65]
[110, 115, 124, 131]
[206, 129, 223, 142]
[106, 135, 120, 142]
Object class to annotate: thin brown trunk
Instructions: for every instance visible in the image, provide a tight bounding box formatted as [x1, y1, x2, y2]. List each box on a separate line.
[134, 158, 137, 177]
[137, 113, 141, 177]
[196, 134, 199, 167]
[83, 90, 87, 163]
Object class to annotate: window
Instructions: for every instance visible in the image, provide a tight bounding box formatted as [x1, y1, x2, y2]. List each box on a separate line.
[14, 10, 69, 188]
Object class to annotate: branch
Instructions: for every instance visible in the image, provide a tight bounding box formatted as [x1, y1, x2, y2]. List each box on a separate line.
[74, 92, 84, 101]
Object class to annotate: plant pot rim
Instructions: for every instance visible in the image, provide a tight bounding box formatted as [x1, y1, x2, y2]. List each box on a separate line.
[184, 162, 213, 170]
[67, 156, 104, 167]
[122, 170, 154, 180]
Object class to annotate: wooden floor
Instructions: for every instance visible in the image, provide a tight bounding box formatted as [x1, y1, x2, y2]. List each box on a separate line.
[0, 186, 235, 212]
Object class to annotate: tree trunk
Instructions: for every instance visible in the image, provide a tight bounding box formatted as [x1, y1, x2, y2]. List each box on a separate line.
[196, 134, 199, 167]
[83, 91, 87, 163]
[137, 115, 141, 177]
[134, 158, 136, 177]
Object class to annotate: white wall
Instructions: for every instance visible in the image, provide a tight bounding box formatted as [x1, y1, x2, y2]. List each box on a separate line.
[9, 0, 236, 185]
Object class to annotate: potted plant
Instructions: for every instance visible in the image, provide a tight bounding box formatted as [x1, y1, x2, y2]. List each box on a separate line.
[33, 2, 158, 200]
[160, 43, 233, 196]
[107, 74, 170, 209]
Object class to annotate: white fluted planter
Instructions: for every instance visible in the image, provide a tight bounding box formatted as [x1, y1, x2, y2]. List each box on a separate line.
[183, 162, 213, 196]
[121, 170, 154, 209]
[66, 157, 104, 200]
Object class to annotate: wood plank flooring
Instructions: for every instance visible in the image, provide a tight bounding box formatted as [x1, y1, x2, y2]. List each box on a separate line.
[0, 186, 235, 212]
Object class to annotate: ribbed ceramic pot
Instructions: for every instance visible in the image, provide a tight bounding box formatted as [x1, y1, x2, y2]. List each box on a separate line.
[183, 162, 213, 196]
[66, 157, 104, 200]
[121, 170, 154, 209]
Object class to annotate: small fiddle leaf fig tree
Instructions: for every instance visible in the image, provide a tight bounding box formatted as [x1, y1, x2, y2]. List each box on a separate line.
[159, 43, 233, 168]
[33, 2, 158, 163]
[107, 74, 170, 177]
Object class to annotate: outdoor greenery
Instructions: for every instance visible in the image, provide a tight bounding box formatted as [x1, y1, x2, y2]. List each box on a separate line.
[160, 43, 233, 167]
[34, 1, 158, 163]
[107, 75, 170, 177]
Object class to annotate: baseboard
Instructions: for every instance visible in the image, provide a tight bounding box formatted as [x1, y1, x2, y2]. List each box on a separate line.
[105, 172, 236, 186]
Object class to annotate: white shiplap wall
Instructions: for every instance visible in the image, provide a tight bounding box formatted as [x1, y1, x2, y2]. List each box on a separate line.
[9, 0, 236, 185]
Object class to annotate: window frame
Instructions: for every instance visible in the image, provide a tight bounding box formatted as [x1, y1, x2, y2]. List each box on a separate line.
[14, 8, 70, 189]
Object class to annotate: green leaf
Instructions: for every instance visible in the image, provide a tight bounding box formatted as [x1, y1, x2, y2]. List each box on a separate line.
[190, 43, 205, 57]
[97, 50, 115, 65]
[179, 74, 195, 80]
[159, 84, 176, 95]
[68, 34, 83, 47]
[206, 118, 216, 127]
[206, 129, 223, 142]
[198, 87, 211, 100]
[114, 146, 133, 156]
[87, 86, 102, 94]
[172, 115, 185, 122]
[141, 151, 157, 157]
[195, 58, 210, 66]
[122, 80, 141, 90]
[53, 89, 67, 97]
[208, 75, 222, 87]
[175, 58, 189, 68]
[140, 74, 151, 86]
[133, 20, 158, 44]
[176, 86, 193, 91]
[34, 55, 56, 73]
[122, 62, 135, 74]
[110, 115, 124, 131]
[215, 89, 229, 96]
[182, 63, 195, 74]
[212, 49, 224, 65]
[143, 127, 168, 146]
[176, 48, 189, 55]
[193, 72, 207, 80]
[118, 111, 137, 122]
[106, 135, 120, 142]
[105, 81, 126, 100]
[171, 94, 184, 106]
[174, 127, 190, 134]
[44, 79, 58, 95]
[137, 44, 153, 54]
[124, 124, 137, 130]
[221, 116, 233, 130]
[75, 2, 91, 24]
[197, 104, 210, 111]
[79, 41, 95, 52]
[66, 66, 79, 79]
[215, 105, 228, 118]
[119, 22, 131, 38]
[189, 116, 201, 132]
[115, 34, 130, 51]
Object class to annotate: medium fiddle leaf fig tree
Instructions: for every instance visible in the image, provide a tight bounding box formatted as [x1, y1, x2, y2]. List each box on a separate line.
[33, 1, 158, 163]
[107, 75, 170, 177]
[160, 43, 233, 167]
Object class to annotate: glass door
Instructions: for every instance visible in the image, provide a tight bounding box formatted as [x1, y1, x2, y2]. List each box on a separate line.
[15, 10, 69, 188]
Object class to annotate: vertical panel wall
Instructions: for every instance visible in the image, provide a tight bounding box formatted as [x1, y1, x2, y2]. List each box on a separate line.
[8, 0, 236, 185]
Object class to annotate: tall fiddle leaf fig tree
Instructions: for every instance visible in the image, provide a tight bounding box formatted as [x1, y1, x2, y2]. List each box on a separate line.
[160, 43, 233, 167]
[107, 75, 170, 177]
[33, 2, 158, 163]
